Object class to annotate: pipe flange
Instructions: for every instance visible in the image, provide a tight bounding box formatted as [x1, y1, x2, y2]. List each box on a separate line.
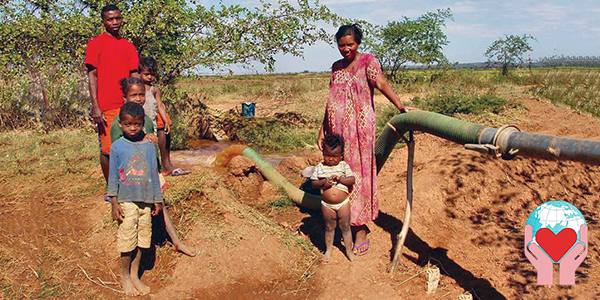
[493, 125, 521, 160]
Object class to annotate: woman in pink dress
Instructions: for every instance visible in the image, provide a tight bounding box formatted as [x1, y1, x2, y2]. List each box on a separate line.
[318, 24, 408, 256]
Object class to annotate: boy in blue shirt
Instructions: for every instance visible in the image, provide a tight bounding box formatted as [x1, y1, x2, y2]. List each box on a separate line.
[107, 101, 163, 296]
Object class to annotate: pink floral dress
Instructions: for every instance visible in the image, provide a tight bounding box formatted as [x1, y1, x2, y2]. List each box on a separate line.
[324, 53, 381, 226]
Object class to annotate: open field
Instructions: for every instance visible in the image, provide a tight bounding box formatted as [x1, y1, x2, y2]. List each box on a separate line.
[1, 68, 600, 298]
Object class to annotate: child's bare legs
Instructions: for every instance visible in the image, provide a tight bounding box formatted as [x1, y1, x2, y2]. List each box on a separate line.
[129, 247, 150, 295]
[321, 205, 336, 262]
[100, 153, 110, 183]
[119, 251, 139, 296]
[163, 207, 196, 256]
[158, 129, 175, 172]
[337, 202, 354, 261]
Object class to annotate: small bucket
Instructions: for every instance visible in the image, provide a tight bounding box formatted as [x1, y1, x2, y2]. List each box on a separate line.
[241, 102, 256, 118]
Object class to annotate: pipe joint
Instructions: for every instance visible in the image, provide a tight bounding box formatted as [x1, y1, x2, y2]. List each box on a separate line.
[493, 125, 521, 160]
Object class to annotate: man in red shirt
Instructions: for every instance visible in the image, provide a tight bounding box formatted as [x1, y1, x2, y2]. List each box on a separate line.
[85, 4, 139, 182]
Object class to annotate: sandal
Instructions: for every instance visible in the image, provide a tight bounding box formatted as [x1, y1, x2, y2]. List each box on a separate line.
[353, 240, 370, 256]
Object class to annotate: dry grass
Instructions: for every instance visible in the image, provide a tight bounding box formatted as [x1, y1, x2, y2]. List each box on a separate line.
[0, 129, 318, 298]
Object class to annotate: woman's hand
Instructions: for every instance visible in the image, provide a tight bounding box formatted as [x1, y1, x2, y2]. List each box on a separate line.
[317, 127, 325, 150]
[400, 106, 418, 113]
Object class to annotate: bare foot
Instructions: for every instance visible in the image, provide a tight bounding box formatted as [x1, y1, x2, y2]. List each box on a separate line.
[174, 242, 196, 257]
[131, 277, 151, 296]
[323, 250, 331, 263]
[121, 276, 139, 296]
[345, 248, 355, 262]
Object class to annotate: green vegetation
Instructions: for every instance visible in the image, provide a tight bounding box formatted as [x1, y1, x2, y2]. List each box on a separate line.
[413, 93, 509, 116]
[367, 8, 453, 81]
[0, 0, 338, 130]
[267, 197, 295, 209]
[237, 119, 315, 153]
[485, 34, 535, 76]
[529, 69, 600, 117]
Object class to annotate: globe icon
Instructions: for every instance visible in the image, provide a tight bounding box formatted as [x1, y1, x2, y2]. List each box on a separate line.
[526, 200, 587, 262]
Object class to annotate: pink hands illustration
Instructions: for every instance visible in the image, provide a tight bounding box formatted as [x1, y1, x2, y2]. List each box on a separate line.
[559, 224, 588, 285]
[524, 224, 588, 286]
[524, 224, 554, 286]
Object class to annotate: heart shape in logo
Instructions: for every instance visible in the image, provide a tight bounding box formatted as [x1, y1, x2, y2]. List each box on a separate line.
[536, 228, 577, 262]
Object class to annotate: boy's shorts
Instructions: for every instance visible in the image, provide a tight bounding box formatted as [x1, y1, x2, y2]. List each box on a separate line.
[99, 108, 120, 155]
[117, 202, 153, 253]
[156, 112, 171, 130]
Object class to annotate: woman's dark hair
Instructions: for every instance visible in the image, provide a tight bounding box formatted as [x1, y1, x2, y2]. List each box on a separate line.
[323, 134, 344, 152]
[139, 57, 158, 75]
[100, 4, 120, 19]
[335, 24, 363, 44]
[120, 77, 145, 96]
[119, 101, 145, 120]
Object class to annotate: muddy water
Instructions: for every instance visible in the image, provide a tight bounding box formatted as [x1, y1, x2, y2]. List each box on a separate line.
[171, 140, 289, 168]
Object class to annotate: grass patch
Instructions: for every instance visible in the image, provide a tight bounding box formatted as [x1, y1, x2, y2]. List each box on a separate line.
[528, 69, 600, 116]
[267, 197, 295, 209]
[412, 93, 509, 116]
[163, 172, 209, 206]
[237, 119, 315, 152]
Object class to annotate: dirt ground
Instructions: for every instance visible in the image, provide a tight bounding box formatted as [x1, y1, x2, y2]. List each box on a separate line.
[2, 93, 600, 299]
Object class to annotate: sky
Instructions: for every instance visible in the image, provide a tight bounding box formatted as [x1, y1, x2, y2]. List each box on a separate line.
[198, 0, 600, 74]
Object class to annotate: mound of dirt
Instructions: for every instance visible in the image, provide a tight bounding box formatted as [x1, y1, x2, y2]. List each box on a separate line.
[225, 156, 265, 205]
[155, 180, 319, 299]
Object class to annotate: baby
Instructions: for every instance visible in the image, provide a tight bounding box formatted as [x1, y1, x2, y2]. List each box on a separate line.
[310, 134, 355, 262]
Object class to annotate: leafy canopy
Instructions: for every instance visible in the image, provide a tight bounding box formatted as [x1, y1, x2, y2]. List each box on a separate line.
[485, 34, 535, 76]
[0, 0, 339, 83]
[365, 8, 452, 81]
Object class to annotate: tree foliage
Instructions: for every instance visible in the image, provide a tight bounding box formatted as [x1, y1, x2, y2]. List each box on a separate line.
[485, 34, 535, 76]
[0, 0, 339, 129]
[366, 8, 452, 81]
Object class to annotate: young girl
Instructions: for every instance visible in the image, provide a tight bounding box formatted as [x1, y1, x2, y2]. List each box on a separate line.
[110, 77, 196, 257]
[311, 134, 356, 262]
[139, 57, 190, 176]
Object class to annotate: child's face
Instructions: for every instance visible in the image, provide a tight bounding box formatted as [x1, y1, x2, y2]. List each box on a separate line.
[119, 114, 144, 139]
[140, 69, 156, 85]
[125, 84, 145, 106]
[323, 146, 343, 166]
[337, 34, 359, 61]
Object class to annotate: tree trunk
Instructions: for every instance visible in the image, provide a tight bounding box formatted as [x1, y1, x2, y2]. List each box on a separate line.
[26, 64, 51, 131]
[501, 64, 509, 76]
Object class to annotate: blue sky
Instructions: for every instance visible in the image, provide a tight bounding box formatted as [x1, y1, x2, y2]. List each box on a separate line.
[199, 0, 600, 74]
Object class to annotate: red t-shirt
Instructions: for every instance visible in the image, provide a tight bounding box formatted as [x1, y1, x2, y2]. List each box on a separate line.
[84, 32, 139, 112]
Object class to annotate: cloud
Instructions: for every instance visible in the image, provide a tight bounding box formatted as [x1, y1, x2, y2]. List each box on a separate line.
[321, 0, 379, 5]
[446, 23, 501, 38]
[450, 1, 482, 14]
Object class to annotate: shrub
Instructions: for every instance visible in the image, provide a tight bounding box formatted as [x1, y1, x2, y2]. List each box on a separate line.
[413, 93, 508, 116]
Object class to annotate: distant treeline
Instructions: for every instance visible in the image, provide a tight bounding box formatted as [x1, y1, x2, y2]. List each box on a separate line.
[443, 56, 600, 70]
[535, 56, 600, 67]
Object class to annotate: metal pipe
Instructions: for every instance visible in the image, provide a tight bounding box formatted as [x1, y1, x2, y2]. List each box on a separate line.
[379, 110, 600, 165]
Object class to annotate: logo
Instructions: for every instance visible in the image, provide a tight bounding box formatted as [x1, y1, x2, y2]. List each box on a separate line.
[524, 200, 588, 285]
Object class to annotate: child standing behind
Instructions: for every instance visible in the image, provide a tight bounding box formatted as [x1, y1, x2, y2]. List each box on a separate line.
[111, 77, 196, 257]
[311, 134, 355, 262]
[107, 101, 163, 296]
[139, 57, 189, 176]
